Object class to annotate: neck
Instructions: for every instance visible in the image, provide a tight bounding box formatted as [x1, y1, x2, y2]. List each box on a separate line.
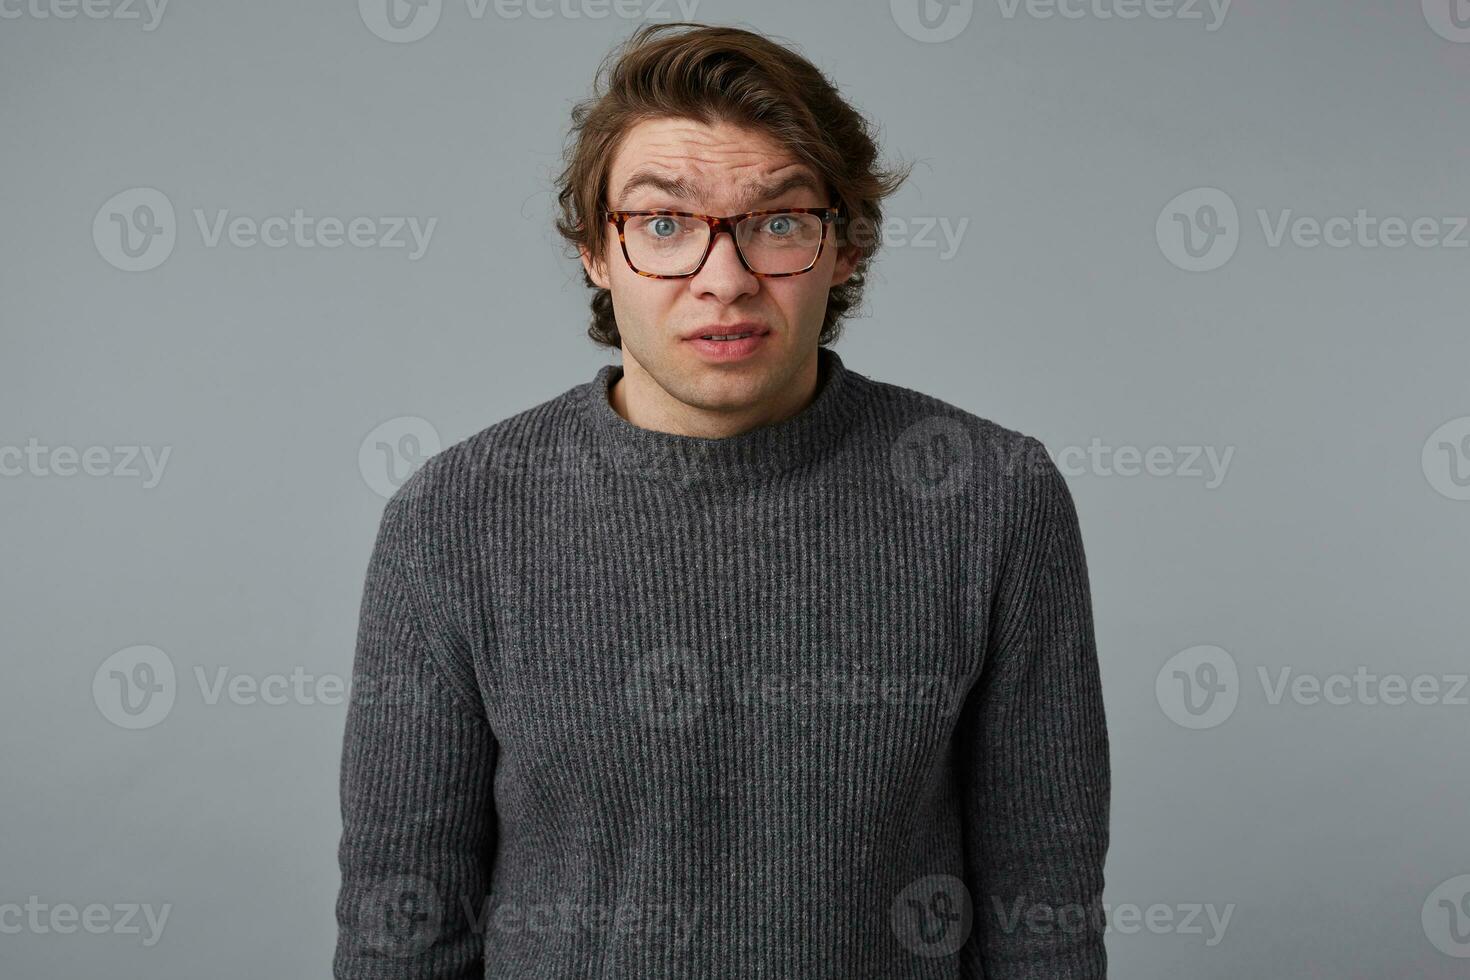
[579, 345, 855, 487]
[610, 346, 821, 440]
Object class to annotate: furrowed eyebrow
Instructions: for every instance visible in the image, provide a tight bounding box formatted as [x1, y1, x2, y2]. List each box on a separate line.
[614, 170, 698, 208]
[614, 169, 824, 212]
[734, 172, 823, 212]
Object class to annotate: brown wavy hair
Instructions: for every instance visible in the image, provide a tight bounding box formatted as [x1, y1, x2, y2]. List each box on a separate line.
[553, 22, 912, 350]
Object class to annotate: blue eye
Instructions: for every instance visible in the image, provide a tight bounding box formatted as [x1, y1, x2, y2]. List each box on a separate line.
[766, 216, 794, 236]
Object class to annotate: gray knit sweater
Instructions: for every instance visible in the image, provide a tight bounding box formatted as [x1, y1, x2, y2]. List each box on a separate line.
[333, 346, 1110, 979]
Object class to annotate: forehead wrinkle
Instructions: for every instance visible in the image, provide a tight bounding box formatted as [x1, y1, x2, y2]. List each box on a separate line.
[615, 166, 823, 213]
[733, 172, 823, 211]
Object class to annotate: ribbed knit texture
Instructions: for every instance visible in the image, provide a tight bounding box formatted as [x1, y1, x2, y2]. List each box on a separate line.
[334, 346, 1110, 979]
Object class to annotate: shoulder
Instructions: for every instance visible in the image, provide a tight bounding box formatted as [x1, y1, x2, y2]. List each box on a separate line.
[843, 365, 1065, 513]
[380, 374, 592, 539]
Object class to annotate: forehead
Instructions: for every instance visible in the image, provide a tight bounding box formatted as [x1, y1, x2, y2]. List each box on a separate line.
[608, 117, 823, 207]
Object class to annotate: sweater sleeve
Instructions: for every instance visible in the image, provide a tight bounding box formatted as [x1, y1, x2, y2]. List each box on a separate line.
[957, 438, 1111, 979]
[333, 488, 498, 979]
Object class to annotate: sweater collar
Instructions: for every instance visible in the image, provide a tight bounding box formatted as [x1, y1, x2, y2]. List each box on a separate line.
[579, 346, 857, 486]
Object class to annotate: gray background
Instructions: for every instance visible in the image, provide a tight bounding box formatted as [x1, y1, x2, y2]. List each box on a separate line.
[4, 0, 1470, 976]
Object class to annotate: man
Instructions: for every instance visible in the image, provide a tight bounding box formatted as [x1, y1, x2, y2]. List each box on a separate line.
[335, 22, 1109, 979]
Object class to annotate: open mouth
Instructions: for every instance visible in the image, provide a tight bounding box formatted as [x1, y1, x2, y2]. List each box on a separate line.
[683, 327, 769, 359]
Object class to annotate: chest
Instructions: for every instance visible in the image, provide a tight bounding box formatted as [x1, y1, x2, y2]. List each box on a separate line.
[474, 478, 992, 814]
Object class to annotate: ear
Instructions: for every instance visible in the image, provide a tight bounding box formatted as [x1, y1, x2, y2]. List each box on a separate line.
[580, 244, 611, 290]
[828, 243, 859, 287]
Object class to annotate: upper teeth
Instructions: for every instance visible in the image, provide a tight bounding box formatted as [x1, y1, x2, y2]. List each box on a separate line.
[703, 332, 751, 340]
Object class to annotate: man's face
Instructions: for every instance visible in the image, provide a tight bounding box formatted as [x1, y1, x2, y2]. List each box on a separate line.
[580, 117, 857, 415]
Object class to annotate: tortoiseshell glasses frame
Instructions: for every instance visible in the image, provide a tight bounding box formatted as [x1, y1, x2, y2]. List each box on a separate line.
[601, 205, 841, 279]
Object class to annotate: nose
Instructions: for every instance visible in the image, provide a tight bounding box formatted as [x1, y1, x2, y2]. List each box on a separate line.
[690, 225, 758, 302]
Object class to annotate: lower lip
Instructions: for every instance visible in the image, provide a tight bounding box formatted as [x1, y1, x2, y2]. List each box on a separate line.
[684, 332, 769, 361]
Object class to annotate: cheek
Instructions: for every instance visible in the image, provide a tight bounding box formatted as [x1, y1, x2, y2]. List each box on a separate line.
[608, 269, 683, 326]
[772, 277, 831, 325]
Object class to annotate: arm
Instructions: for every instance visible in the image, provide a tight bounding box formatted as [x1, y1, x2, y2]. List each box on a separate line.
[957, 439, 1111, 979]
[333, 486, 497, 979]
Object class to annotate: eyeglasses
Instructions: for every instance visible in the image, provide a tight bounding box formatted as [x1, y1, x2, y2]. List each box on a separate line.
[602, 205, 840, 279]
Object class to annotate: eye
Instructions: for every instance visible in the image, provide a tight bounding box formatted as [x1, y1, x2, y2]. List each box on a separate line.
[763, 214, 797, 237]
[630, 214, 695, 241]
